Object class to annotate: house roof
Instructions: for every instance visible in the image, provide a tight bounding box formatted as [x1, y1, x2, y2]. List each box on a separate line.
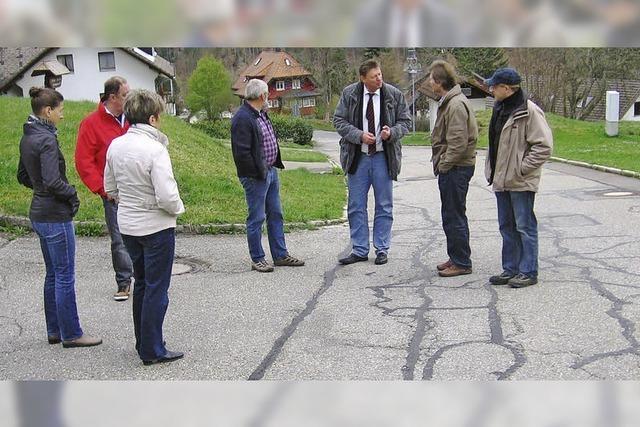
[0, 48, 52, 92]
[412, 72, 490, 103]
[232, 50, 313, 96]
[121, 48, 175, 78]
[0, 47, 174, 93]
[566, 79, 640, 121]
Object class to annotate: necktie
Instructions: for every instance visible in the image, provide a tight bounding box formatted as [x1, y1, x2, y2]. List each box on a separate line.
[366, 92, 376, 155]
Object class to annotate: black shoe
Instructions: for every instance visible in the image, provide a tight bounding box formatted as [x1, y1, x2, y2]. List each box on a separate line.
[374, 253, 388, 265]
[142, 350, 184, 366]
[489, 272, 516, 286]
[48, 335, 61, 345]
[508, 274, 538, 288]
[338, 254, 368, 265]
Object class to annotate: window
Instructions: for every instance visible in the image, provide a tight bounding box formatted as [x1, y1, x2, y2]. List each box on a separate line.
[276, 80, 285, 91]
[285, 58, 291, 66]
[57, 54, 74, 72]
[303, 97, 316, 107]
[268, 99, 279, 108]
[634, 101, 640, 116]
[292, 79, 301, 89]
[98, 51, 116, 71]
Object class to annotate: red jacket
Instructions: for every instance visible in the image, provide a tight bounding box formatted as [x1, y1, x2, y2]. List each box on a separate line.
[75, 103, 129, 196]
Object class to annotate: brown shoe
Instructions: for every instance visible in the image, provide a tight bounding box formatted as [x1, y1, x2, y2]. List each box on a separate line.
[438, 264, 472, 277]
[251, 259, 274, 273]
[113, 284, 131, 302]
[274, 255, 305, 267]
[62, 334, 103, 348]
[437, 259, 453, 271]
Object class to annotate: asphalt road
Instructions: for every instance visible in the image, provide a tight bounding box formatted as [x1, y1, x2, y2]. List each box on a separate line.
[2, 131, 640, 382]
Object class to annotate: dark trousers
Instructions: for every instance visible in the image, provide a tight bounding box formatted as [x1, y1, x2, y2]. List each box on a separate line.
[122, 228, 175, 361]
[102, 197, 133, 287]
[438, 166, 475, 269]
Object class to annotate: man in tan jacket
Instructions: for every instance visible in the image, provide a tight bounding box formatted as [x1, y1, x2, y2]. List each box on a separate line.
[428, 60, 478, 277]
[484, 68, 553, 288]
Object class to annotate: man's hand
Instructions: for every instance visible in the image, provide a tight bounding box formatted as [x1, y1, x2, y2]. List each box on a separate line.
[361, 131, 376, 145]
[381, 125, 391, 141]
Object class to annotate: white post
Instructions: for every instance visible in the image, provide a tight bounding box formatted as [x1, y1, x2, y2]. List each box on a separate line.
[411, 73, 416, 133]
[606, 90, 619, 137]
[429, 98, 438, 135]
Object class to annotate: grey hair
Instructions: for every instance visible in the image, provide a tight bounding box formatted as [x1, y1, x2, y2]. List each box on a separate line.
[245, 79, 268, 100]
[124, 89, 165, 125]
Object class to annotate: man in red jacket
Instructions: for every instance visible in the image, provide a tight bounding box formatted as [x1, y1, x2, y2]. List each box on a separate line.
[75, 76, 133, 301]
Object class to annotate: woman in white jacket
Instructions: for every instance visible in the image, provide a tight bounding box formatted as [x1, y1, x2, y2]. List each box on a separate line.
[104, 89, 185, 366]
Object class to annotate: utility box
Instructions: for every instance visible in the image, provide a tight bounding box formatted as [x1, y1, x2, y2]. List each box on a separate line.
[605, 90, 619, 137]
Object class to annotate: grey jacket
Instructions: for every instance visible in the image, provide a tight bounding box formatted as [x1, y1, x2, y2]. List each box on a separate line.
[333, 82, 411, 180]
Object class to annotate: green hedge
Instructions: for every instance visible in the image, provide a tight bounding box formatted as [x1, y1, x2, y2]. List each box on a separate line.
[192, 119, 231, 140]
[270, 114, 313, 145]
[193, 114, 314, 146]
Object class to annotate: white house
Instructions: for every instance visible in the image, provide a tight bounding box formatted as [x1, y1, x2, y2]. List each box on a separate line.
[0, 47, 176, 114]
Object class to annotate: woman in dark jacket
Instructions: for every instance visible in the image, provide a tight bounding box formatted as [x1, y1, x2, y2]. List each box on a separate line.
[17, 87, 102, 348]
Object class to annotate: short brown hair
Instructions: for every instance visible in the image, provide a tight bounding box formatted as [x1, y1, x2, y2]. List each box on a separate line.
[359, 59, 380, 77]
[429, 60, 459, 91]
[101, 76, 127, 102]
[28, 87, 63, 115]
[124, 89, 165, 125]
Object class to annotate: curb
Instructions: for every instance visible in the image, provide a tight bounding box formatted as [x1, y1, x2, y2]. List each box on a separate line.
[549, 156, 640, 179]
[0, 215, 348, 237]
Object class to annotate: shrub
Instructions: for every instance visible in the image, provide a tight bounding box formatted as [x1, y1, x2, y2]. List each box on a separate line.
[270, 114, 313, 145]
[192, 119, 231, 140]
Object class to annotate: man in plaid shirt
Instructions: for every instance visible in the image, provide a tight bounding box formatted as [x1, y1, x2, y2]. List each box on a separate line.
[231, 79, 305, 272]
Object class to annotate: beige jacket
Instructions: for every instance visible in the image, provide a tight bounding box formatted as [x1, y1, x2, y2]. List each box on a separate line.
[104, 124, 185, 236]
[485, 100, 553, 192]
[431, 85, 478, 175]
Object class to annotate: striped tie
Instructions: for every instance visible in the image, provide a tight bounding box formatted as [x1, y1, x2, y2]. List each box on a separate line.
[366, 92, 376, 155]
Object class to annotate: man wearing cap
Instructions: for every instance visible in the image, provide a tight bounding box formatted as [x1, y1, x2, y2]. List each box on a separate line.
[333, 59, 411, 266]
[484, 68, 553, 288]
[428, 60, 478, 278]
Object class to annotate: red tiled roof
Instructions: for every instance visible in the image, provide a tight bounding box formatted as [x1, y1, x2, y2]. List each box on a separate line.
[232, 50, 313, 96]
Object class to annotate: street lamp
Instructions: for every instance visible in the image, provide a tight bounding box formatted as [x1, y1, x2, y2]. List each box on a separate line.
[403, 48, 422, 134]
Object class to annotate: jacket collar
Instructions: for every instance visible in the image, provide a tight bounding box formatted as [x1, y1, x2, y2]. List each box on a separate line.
[129, 123, 169, 147]
[25, 114, 58, 135]
[438, 84, 462, 109]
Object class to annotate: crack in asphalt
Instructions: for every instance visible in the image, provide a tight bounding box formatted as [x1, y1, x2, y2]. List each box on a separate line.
[248, 253, 346, 380]
[543, 227, 640, 371]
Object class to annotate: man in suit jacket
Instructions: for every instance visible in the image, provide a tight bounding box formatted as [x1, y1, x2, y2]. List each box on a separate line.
[333, 59, 411, 266]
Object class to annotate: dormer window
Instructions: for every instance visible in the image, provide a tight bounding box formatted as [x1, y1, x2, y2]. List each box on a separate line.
[276, 80, 285, 91]
[254, 57, 262, 66]
[285, 58, 291, 66]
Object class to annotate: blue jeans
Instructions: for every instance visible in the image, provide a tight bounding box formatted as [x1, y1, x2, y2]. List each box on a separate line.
[239, 168, 288, 262]
[438, 165, 474, 269]
[31, 221, 83, 341]
[122, 228, 176, 361]
[495, 191, 538, 278]
[347, 152, 393, 257]
[102, 197, 133, 287]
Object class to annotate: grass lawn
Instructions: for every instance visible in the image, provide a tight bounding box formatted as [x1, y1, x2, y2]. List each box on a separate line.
[305, 118, 335, 131]
[280, 148, 328, 163]
[402, 131, 431, 146]
[0, 96, 346, 234]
